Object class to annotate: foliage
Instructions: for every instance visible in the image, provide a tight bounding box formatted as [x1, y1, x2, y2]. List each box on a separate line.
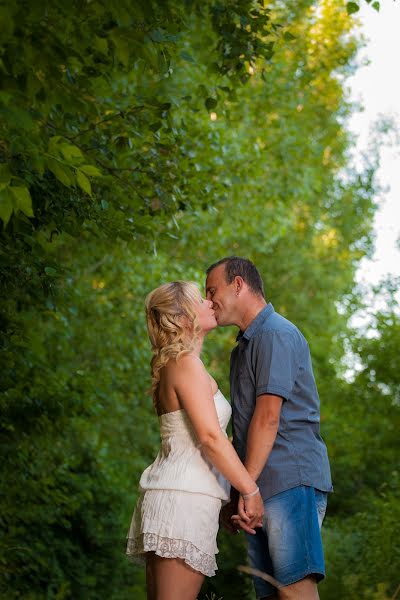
[320, 280, 400, 599]
[0, 0, 282, 336]
[0, 1, 285, 597]
[321, 485, 400, 600]
[346, 1, 381, 15]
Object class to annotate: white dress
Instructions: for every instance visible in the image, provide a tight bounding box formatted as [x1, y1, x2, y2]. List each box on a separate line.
[126, 389, 232, 576]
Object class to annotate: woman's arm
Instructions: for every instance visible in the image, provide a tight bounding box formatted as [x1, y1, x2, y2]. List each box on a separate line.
[173, 355, 263, 529]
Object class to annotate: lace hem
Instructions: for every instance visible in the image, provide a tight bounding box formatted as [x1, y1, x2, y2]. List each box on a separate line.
[126, 532, 217, 577]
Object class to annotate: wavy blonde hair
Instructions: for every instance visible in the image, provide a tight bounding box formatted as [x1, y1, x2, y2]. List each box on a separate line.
[145, 281, 202, 406]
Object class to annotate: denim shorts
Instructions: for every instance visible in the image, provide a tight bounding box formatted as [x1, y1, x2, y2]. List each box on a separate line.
[246, 485, 328, 598]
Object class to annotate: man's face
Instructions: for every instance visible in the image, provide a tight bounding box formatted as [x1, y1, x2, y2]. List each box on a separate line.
[205, 264, 238, 327]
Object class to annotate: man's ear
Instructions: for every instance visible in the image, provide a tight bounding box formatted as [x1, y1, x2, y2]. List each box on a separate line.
[234, 276, 244, 296]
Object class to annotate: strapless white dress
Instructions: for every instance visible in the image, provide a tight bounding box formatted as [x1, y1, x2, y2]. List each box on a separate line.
[126, 389, 232, 576]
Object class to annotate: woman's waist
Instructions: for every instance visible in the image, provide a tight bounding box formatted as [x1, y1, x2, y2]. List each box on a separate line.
[143, 446, 211, 471]
[160, 417, 228, 439]
[159, 430, 200, 444]
[139, 467, 230, 500]
[139, 452, 230, 496]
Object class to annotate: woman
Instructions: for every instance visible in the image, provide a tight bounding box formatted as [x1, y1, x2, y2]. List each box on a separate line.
[126, 281, 263, 600]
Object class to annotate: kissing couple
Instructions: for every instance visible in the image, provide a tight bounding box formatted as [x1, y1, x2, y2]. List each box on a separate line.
[126, 256, 332, 600]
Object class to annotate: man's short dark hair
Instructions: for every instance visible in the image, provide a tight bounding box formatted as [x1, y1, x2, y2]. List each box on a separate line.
[206, 256, 265, 298]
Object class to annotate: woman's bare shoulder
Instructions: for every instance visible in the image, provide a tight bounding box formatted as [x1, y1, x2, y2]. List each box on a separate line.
[163, 353, 205, 385]
[171, 353, 206, 375]
[174, 355, 218, 394]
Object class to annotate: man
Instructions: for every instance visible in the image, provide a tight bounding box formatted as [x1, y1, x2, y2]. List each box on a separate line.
[205, 257, 332, 600]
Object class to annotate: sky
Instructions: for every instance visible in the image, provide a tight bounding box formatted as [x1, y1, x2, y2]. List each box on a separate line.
[347, 1, 400, 295]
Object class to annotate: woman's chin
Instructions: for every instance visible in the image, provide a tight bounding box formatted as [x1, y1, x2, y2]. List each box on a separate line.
[204, 321, 218, 334]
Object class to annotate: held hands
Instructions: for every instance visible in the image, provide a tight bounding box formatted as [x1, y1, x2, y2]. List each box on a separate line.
[231, 488, 264, 535]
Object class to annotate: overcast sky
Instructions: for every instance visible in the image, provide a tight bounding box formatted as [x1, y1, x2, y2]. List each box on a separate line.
[347, 1, 400, 290]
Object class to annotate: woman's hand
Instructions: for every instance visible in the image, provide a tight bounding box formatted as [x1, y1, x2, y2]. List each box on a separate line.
[231, 492, 264, 534]
[243, 491, 264, 528]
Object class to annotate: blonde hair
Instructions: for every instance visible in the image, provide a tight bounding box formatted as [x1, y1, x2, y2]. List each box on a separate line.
[145, 281, 202, 406]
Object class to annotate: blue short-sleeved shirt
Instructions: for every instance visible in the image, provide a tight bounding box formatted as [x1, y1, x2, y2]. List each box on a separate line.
[230, 303, 333, 500]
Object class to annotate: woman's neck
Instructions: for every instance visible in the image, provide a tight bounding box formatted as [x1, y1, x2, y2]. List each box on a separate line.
[192, 334, 205, 356]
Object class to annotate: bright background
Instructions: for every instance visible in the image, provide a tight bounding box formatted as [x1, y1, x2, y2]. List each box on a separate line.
[350, 2, 400, 288]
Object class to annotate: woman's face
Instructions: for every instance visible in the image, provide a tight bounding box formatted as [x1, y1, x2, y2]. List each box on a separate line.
[194, 297, 217, 333]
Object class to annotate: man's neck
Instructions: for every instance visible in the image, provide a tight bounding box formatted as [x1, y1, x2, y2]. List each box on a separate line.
[238, 297, 267, 332]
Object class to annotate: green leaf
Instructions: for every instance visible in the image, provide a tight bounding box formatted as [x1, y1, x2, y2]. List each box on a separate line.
[67, 56, 83, 74]
[0, 8, 15, 38]
[372, 1, 380, 11]
[48, 158, 73, 187]
[10, 186, 34, 217]
[346, 2, 360, 14]
[180, 51, 195, 63]
[110, 32, 130, 67]
[283, 31, 296, 41]
[149, 121, 162, 132]
[197, 84, 208, 97]
[0, 163, 11, 191]
[0, 90, 12, 105]
[5, 105, 36, 130]
[80, 165, 103, 177]
[44, 266, 57, 276]
[49, 136, 63, 154]
[94, 36, 108, 55]
[60, 143, 84, 163]
[0, 187, 13, 226]
[76, 170, 92, 196]
[149, 29, 165, 43]
[205, 97, 218, 111]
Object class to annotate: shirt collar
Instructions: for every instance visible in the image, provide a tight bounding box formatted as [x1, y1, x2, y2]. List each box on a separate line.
[236, 303, 275, 342]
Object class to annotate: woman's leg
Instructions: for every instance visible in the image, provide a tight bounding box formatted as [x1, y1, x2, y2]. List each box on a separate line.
[146, 552, 205, 600]
[146, 557, 156, 600]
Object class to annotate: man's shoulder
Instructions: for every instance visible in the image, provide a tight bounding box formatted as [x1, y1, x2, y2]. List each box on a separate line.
[261, 310, 297, 335]
[255, 311, 306, 346]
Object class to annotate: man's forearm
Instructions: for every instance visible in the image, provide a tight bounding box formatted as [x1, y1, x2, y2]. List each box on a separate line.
[244, 414, 279, 481]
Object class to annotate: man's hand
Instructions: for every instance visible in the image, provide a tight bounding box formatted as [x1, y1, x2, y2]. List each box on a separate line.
[231, 494, 264, 534]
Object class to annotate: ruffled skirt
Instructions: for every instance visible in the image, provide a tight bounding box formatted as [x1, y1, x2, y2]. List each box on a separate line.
[126, 489, 222, 577]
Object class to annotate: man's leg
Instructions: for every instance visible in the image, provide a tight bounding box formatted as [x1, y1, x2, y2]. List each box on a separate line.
[245, 526, 277, 599]
[278, 575, 319, 600]
[263, 487, 327, 600]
